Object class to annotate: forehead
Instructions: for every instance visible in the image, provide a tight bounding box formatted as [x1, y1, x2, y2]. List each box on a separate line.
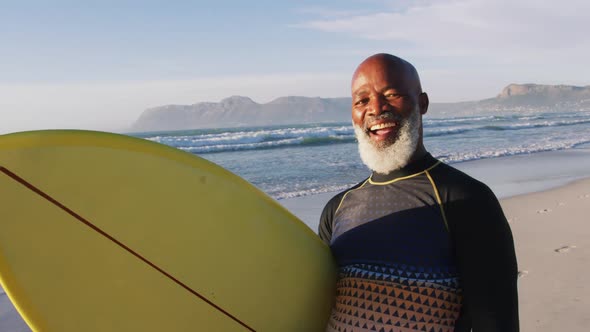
[351, 59, 415, 94]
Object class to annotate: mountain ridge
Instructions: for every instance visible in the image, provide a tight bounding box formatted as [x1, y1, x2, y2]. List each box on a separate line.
[130, 84, 590, 132]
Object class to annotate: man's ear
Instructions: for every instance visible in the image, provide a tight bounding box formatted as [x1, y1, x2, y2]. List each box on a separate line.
[419, 92, 429, 115]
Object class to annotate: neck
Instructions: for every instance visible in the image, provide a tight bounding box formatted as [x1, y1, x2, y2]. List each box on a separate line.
[408, 144, 427, 165]
[370, 151, 437, 182]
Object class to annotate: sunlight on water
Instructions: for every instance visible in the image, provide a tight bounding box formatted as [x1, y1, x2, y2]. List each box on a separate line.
[130, 110, 590, 199]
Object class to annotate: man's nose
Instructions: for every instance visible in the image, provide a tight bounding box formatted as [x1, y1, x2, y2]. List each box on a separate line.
[367, 96, 390, 116]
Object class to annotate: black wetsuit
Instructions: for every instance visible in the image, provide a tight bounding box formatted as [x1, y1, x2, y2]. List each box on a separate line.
[319, 153, 519, 332]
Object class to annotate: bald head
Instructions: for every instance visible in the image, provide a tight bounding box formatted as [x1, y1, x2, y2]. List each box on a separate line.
[352, 53, 423, 95]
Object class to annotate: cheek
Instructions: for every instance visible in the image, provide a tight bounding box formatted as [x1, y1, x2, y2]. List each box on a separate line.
[351, 108, 364, 127]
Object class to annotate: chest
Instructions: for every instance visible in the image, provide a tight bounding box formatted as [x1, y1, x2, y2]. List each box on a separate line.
[331, 178, 455, 268]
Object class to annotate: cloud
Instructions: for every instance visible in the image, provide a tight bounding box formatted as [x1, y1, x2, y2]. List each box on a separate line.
[290, 0, 590, 102]
[295, 0, 590, 57]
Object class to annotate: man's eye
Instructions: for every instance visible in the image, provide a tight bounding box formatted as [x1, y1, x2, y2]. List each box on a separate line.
[354, 98, 369, 106]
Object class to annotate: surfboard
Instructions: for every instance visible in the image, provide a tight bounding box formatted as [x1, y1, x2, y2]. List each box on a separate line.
[0, 130, 337, 332]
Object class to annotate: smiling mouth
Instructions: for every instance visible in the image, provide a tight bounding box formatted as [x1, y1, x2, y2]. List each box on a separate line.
[370, 122, 397, 131]
[367, 121, 399, 138]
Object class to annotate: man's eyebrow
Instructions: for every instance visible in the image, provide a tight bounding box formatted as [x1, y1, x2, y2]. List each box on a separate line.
[353, 89, 368, 97]
[379, 86, 400, 93]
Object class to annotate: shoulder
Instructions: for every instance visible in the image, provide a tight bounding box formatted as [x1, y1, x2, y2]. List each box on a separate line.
[318, 178, 368, 244]
[429, 161, 504, 223]
[429, 161, 495, 200]
[323, 178, 368, 215]
[429, 161, 509, 235]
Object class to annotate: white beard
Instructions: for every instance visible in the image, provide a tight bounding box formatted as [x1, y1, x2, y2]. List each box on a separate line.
[354, 110, 421, 174]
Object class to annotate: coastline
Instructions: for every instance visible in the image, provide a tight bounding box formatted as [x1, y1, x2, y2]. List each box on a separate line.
[1, 148, 589, 332]
[280, 147, 590, 231]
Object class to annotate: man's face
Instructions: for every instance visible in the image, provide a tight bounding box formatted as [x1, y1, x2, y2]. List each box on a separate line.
[351, 59, 422, 149]
[351, 58, 427, 173]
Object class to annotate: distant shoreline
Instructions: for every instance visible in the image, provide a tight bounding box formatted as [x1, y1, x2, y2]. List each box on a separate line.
[280, 146, 590, 231]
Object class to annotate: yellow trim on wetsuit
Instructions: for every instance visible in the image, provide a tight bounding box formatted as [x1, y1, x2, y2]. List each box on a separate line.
[425, 170, 450, 231]
[335, 161, 443, 215]
[334, 178, 370, 215]
[367, 161, 441, 185]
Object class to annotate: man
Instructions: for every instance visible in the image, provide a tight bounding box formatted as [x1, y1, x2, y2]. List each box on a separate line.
[319, 54, 519, 332]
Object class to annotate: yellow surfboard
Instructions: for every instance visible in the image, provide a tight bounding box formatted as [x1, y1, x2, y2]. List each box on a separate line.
[0, 130, 336, 332]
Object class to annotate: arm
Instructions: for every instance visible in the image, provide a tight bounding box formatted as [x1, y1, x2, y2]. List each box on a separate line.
[318, 180, 367, 245]
[448, 186, 519, 332]
[318, 191, 350, 245]
[318, 197, 337, 245]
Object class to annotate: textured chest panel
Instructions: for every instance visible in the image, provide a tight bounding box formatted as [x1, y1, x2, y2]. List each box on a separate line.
[333, 175, 438, 241]
[331, 175, 454, 268]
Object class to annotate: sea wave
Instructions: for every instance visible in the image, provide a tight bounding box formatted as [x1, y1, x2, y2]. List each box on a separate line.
[146, 125, 354, 150]
[273, 183, 358, 200]
[133, 111, 590, 160]
[128, 111, 590, 201]
[425, 117, 590, 137]
[436, 138, 590, 164]
[424, 114, 550, 126]
[425, 127, 473, 137]
[271, 138, 590, 200]
[424, 115, 500, 125]
[177, 136, 356, 153]
[481, 118, 590, 131]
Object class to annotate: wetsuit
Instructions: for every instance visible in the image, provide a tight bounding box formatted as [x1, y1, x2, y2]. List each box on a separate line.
[319, 153, 519, 332]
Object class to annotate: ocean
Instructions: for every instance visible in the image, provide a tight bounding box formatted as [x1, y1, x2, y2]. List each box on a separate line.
[131, 109, 590, 200]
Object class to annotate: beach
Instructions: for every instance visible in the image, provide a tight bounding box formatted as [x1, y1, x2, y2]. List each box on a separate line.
[285, 176, 590, 332]
[503, 178, 590, 331]
[281, 148, 590, 332]
[1, 148, 590, 331]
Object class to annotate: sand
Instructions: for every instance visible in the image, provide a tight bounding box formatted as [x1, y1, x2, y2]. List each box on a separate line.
[0, 289, 29, 332]
[503, 178, 590, 331]
[1, 150, 589, 331]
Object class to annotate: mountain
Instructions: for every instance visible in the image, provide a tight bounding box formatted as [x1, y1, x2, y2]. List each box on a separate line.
[495, 84, 590, 105]
[130, 84, 590, 132]
[428, 84, 590, 117]
[130, 96, 351, 132]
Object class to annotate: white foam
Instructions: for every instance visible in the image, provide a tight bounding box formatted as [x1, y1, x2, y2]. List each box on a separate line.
[274, 184, 357, 200]
[146, 125, 355, 153]
[482, 118, 590, 131]
[149, 125, 352, 144]
[425, 126, 473, 137]
[177, 138, 304, 153]
[424, 115, 498, 125]
[437, 138, 590, 164]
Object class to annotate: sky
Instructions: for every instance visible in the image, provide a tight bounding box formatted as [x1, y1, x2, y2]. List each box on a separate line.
[1, 0, 589, 133]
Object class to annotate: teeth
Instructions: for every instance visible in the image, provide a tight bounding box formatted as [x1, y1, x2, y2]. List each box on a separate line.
[370, 122, 397, 131]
